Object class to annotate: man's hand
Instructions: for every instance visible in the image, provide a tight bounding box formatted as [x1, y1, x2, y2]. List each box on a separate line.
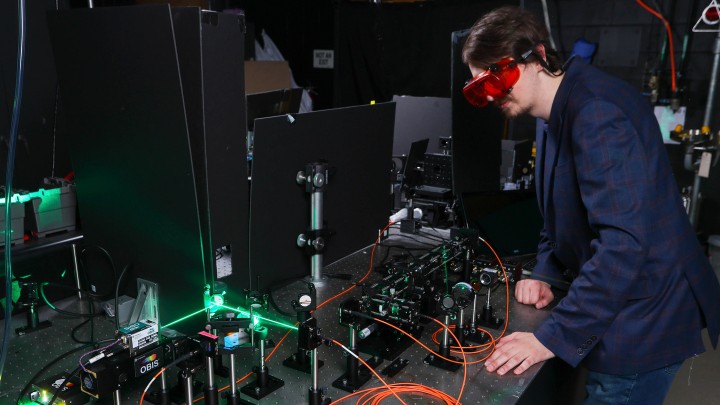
[484, 332, 554, 375]
[515, 279, 554, 309]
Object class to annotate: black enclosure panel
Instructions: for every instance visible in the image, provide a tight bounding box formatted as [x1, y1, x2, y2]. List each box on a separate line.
[172, 8, 250, 302]
[250, 103, 395, 290]
[1, 0, 72, 189]
[48, 5, 208, 331]
[451, 29, 504, 196]
[333, 1, 511, 107]
[460, 190, 543, 257]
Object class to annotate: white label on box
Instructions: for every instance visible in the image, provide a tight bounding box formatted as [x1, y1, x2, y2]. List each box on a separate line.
[699, 151, 712, 178]
[313, 49, 334, 69]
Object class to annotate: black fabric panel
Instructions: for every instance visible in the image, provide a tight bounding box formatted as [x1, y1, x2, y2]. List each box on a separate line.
[334, 1, 510, 107]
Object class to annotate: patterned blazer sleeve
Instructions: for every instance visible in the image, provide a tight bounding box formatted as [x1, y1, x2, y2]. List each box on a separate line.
[532, 227, 568, 289]
[534, 98, 652, 367]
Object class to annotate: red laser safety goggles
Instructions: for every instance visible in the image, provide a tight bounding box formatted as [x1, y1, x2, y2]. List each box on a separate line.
[463, 57, 521, 108]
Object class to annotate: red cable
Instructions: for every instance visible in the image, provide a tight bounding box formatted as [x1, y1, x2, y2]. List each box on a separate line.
[316, 221, 396, 311]
[636, 0, 677, 92]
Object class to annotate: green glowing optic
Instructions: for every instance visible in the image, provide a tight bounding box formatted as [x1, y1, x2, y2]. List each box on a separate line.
[212, 294, 224, 306]
[61, 269, 67, 278]
[161, 307, 207, 330]
[215, 304, 298, 331]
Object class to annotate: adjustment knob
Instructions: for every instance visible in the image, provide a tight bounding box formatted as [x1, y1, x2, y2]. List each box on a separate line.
[311, 237, 325, 251]
[313, 172, 326, 188]
[297, 171, 307, 184]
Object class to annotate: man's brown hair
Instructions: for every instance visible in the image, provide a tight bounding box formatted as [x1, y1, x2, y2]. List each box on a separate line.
[462, 6, 563, 72]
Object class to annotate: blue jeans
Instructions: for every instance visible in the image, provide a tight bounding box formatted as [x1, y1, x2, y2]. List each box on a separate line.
[584, 361, 682, 405]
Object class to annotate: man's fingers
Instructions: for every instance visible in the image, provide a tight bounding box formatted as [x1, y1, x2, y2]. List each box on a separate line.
[513, 357, 536, 375]
[536, 295, 552, 309]
[492, 346, 524, 376]
[516, 281, 541, 305]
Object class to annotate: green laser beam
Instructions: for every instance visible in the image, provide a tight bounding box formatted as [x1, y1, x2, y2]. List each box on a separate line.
[161, 307, 207, 329]
[160, 302, 300, 331]
[216, 304, 298, 331]
[255, 314, 298, 331]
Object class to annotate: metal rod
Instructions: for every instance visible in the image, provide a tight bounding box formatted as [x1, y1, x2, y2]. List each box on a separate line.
[456, 308, 465, 346]
[690, 31, 720, 229]
[464, 249, 471, 281]
[230, 353, 238, 395]
[311, 191, 323, 230]
[310, 191, 324, 282]
[348, 325, 359, 384]
[112, 389, 121, 405]
[206, 356, 215, 388]
[689, 170, 703, 227]
[160, 369, 167, 391]
[441, 314, 450, 347]
[470, 293, 478, 328]
[259, 337, 266, 369]
[71, 244, 82, 300]
[349, 325, 357, 350]
[250, 307, 255, 349]
[311, 348, 319, 390]
[703, 31, 720, 128]
[183, 370, 194, 405]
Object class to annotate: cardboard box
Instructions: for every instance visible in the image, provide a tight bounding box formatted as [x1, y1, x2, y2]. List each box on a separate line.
[245, 61, 291, 94]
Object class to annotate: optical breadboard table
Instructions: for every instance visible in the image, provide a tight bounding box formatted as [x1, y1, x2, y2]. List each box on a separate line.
[4, 230, 563, 404]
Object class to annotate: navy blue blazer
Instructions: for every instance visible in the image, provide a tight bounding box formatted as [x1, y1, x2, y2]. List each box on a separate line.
[531, 57, 720, 374]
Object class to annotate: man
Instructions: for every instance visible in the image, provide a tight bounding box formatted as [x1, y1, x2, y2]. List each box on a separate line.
[462, 6, 720, 404]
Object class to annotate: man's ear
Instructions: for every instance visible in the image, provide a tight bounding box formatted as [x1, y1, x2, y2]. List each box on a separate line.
[533, 43, 549, 72]
[535, 43, 547, 61]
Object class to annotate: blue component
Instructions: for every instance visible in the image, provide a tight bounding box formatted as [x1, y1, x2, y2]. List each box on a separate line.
[570, 38, 598, 64]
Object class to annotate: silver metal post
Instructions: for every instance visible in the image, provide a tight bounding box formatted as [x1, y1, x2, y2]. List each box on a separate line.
[703, 32, 720, 128]
[349, 325, 357, 350]
[689, 172, 703, 227]
[230, 353, 238, 395]
[311, 348, 319, 390]
[161, 369, 168, 391]
[112, 389, 121, 405]
[470, 293, 478, 328]
[206, 356, 215, 388]
[71, 244, 82, 300]
[250, 306, 255, 349]
[259, 337, 266, 369]
[442, 314, 451, 347]
[310, 191, 324, 282]
[183, 371, 194, 405]
[689, 31, 720, 228]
